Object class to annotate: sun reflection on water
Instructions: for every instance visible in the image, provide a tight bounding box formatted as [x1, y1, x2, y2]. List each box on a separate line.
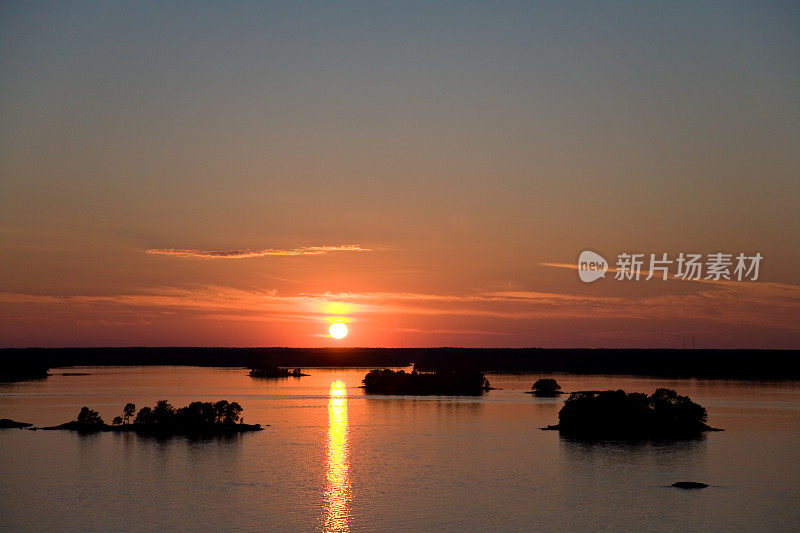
[324, 380, 350, 532]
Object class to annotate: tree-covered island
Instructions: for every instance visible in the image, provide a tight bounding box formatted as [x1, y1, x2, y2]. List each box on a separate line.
[362, 368, 492, 395]
[43, 400, 263, 434]
[543, 388, 722, 439]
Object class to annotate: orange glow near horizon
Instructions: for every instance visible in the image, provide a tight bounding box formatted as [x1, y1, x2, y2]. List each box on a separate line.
[323, 301, 354, 316]
[324, 380, 350, 531]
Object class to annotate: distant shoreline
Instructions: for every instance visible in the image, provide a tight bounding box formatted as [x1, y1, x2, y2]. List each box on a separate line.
[1, 347, 799, 381]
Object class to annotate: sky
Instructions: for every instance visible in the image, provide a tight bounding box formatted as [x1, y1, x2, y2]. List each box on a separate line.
[1, 1, 799, 348]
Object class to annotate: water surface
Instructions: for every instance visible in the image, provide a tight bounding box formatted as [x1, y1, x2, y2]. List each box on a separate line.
[1, 367, 798, 531]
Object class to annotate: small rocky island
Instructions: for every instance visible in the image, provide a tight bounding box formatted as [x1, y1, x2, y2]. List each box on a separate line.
[526, 378, 564, 397]
[543, 388, 722, 439]
[362, 368, 491, 395]
[0, 418, 33, 429]
[43, 400, 263, 434]
[673, 481, 709, 489]
[248, 366, 308, 378]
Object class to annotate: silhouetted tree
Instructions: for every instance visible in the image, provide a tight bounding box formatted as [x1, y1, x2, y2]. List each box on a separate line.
[224, 402, 243, 424]
[123, 403, 136, 424]
[76, 406, 103, 426]
[151, 400, 175, 424]
[249, 366, 295, 378]
[52, 400, 261, 434]
[177, 401, 217, 425]
[362, 368, 490, 395]
[650, 387, 707, 426]
[134, 406, 153, 425]
[556, 388, 710, 438]
[213, 400, 229, 423]
[531, 378, 562, 397]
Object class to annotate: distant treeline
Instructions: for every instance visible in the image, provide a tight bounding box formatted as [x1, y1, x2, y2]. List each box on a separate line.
[0, 347, 412, 374]
[1, 347, 799, 380]
[413, 348, 800, 380]
[0, 359, 49, 382]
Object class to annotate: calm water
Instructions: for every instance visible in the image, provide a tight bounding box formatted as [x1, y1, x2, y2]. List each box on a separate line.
[1, 367, 799, 532]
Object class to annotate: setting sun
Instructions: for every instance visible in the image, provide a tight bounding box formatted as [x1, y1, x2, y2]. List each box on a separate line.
[329, 322, 348, 339]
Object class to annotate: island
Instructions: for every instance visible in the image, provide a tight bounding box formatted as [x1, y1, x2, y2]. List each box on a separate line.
[542, 388, 722, 438]
[526, 378, 564, 397]
[0, 360, 49, 382]
[0, 418, 33, 429]
[249, 366, 308, 378]
[43, 400, 263, 434]
[362, 368, 492, 395]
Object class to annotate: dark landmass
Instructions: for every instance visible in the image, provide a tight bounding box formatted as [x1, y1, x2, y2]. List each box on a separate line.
[0, 418, 33, 429]
[0, 347, 411, 371]
[1, 347, 799, 380]
[249, 366, 308, 378]
[362, 368, 491, 395]
[673, 481, 709, 489]
[542, 388, 722, 439]
[43, 401, 263, 435]
[44, 421, 262, 434]
[525, 378, 564, 397]
[0, 359, 50, 382]
[60, 372, 91, 376]
[413, 348, 800, 380]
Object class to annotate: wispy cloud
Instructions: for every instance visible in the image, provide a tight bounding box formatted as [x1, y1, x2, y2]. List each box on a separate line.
[2, 282, 799, 338]
[540, 262, 749, 285]
[145, 244, 371, 259]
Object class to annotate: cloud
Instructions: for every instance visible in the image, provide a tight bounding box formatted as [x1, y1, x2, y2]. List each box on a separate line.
[2, 281, 799, 337]
[540, 261, 754, 285]
[144, 244, 371, 259]
[376, 326, 512, 336]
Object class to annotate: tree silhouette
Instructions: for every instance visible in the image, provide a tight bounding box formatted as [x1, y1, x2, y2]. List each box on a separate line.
[76, 406, 103, 426]
[555, 388, 710, 438]
[531, 378, 562, 397]
[177, 401, 216, 425]
[362, 368, 490, 395]
[213, 400, 230, 423]
[134, 406, 152, 425]
[123, 403, 136, 424]
[51, 400, 262, 434]
[224, 402, 243, 424]
[152, 400, 175, 424]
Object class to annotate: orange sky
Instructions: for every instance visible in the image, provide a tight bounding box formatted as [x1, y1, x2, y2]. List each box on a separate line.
[1, 2, 799, 348]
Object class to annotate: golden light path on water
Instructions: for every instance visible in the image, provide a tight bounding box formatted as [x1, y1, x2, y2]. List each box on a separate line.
[324, 380, 350, 532]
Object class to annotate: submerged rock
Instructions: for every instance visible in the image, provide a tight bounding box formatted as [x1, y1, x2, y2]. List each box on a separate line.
[672, 481, 709, 489]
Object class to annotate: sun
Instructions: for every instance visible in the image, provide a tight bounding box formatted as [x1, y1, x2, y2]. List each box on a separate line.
[329, 322, 348, 339]
[329, 380, 347, 396]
